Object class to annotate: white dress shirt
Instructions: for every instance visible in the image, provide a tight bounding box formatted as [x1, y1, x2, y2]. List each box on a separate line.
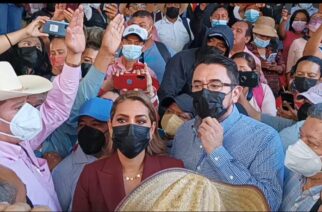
[155, 16, 194, 53]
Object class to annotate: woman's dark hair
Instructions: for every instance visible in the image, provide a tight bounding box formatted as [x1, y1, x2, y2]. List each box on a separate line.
[110, 91, 167, 156]
[289, 9, 310, 33]
[231, 52, 257, 71]
[11, 37, 52, 79]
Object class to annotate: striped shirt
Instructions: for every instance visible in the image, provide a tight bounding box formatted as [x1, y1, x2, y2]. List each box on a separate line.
[171, 105, 284, 211]
[280, 168, 322, 211]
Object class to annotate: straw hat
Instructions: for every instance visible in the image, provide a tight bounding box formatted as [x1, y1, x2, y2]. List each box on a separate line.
[116, 168, 270, 211]
[253, 16, 278, 38]
[0, 62, 53, 101]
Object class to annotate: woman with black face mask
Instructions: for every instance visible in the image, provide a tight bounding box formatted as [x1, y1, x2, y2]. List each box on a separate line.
[232, 52, 277, 116]
[72, 91, 183, 212]
[10, 36, 52, 79]
[277, 55, 322, 120]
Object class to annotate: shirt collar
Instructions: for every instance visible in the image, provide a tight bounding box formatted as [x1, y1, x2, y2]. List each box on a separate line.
[191, 105, 241, 134]
[72, 145, 96, 165]
[221, 105, 241, 133]
[0, 140, 24, 161]
[164, 16, 182, 24]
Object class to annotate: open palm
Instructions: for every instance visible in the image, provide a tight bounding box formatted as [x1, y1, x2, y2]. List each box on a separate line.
[101, 13, 125, 55]
[65, 5, 86, 54]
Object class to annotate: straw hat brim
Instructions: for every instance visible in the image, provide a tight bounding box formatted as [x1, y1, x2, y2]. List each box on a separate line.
[253, 25, 278, 38]
[116, 168, 270, 211]
[0, 75, 53, 101]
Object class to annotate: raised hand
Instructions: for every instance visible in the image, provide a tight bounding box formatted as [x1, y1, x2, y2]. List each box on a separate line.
[65, 5, 86, 55]
[25, 16, 50, 37]
[52, 3, 67, 21]
[63, 8, 75, 23]
[101, 13, 125, 56]
[103, 3, 119, 20]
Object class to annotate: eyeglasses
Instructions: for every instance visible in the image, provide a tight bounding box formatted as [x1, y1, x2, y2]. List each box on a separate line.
[192, 79, 237, 92]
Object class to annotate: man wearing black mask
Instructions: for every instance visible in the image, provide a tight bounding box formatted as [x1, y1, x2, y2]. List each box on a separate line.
[155, 3, 194, 53]
[170, 53, 284, 211]
[52, 97, 114, 211]
[158, 25, 234, 112]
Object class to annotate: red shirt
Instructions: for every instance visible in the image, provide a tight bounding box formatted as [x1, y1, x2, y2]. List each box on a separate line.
[282, 31, 302, 64]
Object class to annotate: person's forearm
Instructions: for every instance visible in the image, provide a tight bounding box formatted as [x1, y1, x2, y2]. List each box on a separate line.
[93, 49, 115, 73]
[65, 51, 82, 66]
[0, 27, 29, 54]
[278, 20, 287, 39]
[303, 25, 322, 57]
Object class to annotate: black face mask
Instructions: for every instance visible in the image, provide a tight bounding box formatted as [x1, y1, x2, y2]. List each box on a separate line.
[78, 125, 106, 155]
[239, 71, 259, 88]
[294, 76, 318, 93]
[297, 102, 312, 121]
[112, 124, 150, 159]
[16, 47, 43, 69]
[191, 89, 228, 119]
[166, 7, 180, 19]
[81, 63, 92, 78]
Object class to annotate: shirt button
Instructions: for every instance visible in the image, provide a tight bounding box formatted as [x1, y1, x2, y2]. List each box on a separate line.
[199, 145, 203, 149]
[214, 157, 219, 161]
[229, 175, 234, 180]
[197, 166, 201, 171]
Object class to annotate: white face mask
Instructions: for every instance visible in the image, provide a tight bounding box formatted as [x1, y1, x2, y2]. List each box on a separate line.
[0, 103, 43, 141]
[285, 139, 322, 177]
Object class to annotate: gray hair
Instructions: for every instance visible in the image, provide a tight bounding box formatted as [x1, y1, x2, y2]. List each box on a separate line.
[85, 26, 104, 48]
[0, 182, 17, 204]
[308, 103, 322, 120]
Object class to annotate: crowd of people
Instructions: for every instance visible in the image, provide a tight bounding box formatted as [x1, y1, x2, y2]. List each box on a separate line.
[0, 3, 322, 211]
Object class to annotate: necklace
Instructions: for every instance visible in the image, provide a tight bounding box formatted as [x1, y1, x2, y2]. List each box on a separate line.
[124, 173, 142, 181]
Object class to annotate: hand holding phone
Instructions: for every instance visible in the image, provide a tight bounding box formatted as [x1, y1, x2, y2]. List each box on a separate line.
[113, 73, 147, 91]
[281, 91, 295, 111]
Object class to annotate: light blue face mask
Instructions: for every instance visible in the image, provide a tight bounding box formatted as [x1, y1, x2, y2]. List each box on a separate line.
[211, 19, 228, 27]
[244, 9, 260, 23]
[122, 45, 143, 61]
[253, 36, 270, 48]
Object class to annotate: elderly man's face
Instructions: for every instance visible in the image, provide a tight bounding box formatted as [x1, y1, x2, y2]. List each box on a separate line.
[300, 117, 322, 156]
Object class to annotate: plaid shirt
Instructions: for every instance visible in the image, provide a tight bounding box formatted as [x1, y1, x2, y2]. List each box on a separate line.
[171, 105, 285, 211]
[280, 168, 322, 211]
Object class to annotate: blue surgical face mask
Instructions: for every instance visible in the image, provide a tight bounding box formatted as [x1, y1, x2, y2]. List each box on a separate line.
[211, 19, 228, 27]
[122, 44, 143, 61]
[253, 35, 270, 48]
[245, 9, 260, 23]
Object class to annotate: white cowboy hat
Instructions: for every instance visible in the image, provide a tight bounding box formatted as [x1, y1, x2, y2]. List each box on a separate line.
[0, 61, 53, 101]
[116, 168, 270, 211]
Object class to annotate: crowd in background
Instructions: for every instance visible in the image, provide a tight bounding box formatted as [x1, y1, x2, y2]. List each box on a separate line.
[0, 3, 322, 211]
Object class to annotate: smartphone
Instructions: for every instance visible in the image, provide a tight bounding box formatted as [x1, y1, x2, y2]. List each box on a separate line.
[113, 73, 147, 91]
[266, 53, 277, 63]
[239, 72, 259, 88]
[43, 20, 69, 37]
[280, 91, 294, 111]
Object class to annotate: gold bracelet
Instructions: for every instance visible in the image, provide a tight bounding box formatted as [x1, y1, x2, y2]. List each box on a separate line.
[65, 59, 81, 67]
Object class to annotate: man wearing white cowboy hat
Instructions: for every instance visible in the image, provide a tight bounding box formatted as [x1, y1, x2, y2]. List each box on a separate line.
[0, 5, 86, 211]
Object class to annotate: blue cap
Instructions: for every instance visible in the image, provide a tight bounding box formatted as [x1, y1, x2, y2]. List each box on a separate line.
[78, 97, 113, 122]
